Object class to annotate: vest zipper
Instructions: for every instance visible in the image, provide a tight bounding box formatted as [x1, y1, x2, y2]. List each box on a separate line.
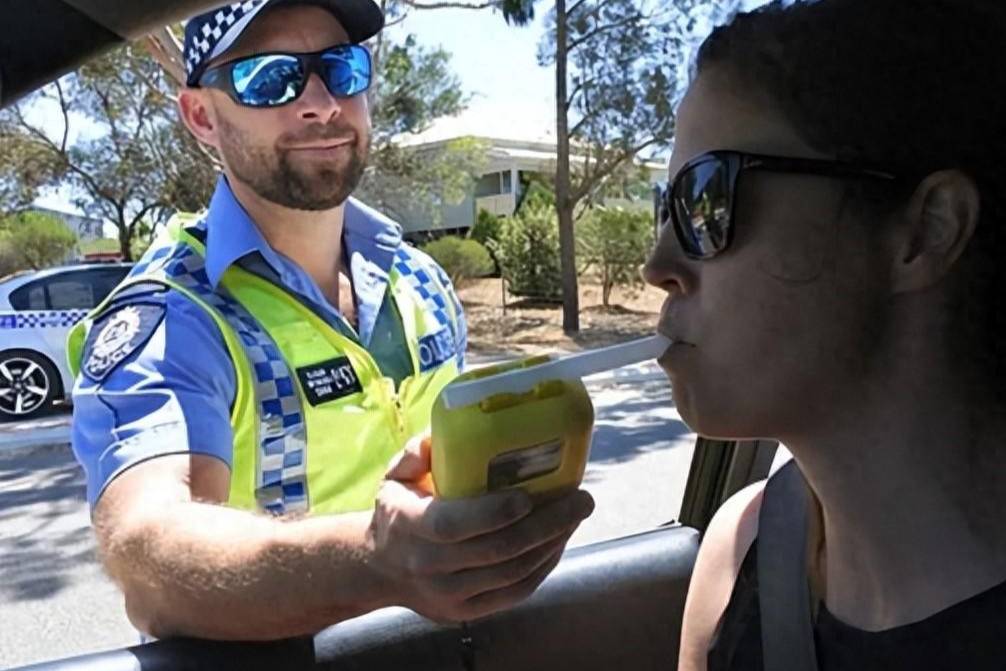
[384, 377, 407, 445]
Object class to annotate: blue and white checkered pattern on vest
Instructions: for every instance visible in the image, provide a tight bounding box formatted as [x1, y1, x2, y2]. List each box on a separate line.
[129, 227, 309, 515]
[393, 248, 465, 369]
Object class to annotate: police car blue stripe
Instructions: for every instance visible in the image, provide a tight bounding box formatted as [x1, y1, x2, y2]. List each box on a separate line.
[0, 310, 89, 329]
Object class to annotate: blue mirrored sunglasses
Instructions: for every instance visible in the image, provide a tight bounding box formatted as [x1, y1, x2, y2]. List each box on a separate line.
[198, 44, 372, 108]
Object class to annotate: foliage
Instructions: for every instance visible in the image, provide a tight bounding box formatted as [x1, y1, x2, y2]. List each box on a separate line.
[0, 43, 217, 261]
[0, 240, 20, 279]
[79, 236, 150, 260]
[491, 201, 563, 301]
[382, 0, 538, 28]
[420, 236, 495, 290]
[0, 211, 78, 272]
[462, 0, 722, 331]
[469, 209, 503, 247]
[357, 35, 488, 228]
[371, 35, 468, 143]
[519, 178, 557, 211]
[79, 238, 121, 255]
[577, 207, 655, 306]
[590, 161, 662, 206]
[360, 137, 488, 229]
[538, 0, 684, 181]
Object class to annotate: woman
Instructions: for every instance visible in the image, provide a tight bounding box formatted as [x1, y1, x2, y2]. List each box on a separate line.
[642, 0, 1006, 669]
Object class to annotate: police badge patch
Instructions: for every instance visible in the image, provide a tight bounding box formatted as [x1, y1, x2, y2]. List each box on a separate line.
[82, 304, 166, 382]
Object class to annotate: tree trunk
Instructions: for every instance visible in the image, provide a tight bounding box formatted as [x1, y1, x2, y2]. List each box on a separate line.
[554, 0, 580, 334]
[118, 226, 133, 262]
[603, 266, 612, 307]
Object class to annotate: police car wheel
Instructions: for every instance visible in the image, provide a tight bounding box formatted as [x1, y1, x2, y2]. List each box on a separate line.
[0, 351, 60, 421]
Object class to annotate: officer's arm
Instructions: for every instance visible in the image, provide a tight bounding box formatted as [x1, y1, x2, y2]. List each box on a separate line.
[93, 439, 594, 641]
[78, 290, 592, 640]
[93, 452, 385, 639]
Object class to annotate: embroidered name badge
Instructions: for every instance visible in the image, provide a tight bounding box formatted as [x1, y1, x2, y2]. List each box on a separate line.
[418, 328, 456, 372]
[83, 304, 166, 382]
[296, 357, 363, 406]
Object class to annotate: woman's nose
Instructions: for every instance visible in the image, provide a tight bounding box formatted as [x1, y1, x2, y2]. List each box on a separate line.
[643, 223, 690, 287]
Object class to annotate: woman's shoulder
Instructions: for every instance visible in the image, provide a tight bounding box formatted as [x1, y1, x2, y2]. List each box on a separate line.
[677, 478, 767, 671]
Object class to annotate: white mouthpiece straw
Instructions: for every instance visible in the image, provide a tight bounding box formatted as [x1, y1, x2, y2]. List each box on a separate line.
[441, 334, 672, 410]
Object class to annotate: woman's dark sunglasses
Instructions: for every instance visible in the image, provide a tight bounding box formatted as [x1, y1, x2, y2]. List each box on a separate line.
[660, 150, 901, 260]
[197, 44, 372, 108]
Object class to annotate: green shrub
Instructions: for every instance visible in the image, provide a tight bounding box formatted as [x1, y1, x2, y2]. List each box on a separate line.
[492, 201, 562, 301]
[518, 179, 556, 211]
[469, 209, 502, 247]
[421, 236, 495, 290]
[0, 236, 21, 278]
[468, 209, 503, 275]
[0, 211, 78, 272]
[577, 207, 655, 306]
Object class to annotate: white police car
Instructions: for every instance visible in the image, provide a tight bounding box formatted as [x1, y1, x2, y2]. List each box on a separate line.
[0, 263, 132, 420]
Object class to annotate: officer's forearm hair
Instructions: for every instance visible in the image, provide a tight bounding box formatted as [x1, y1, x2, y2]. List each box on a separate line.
[94, 454, 388, 640]
[92, 451, 592, 639]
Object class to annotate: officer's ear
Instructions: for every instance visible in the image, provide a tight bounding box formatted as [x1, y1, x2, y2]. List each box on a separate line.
[178, 87, 221, 150]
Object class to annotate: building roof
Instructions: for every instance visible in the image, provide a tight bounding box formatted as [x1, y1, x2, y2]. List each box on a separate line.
[399, 108, 667, 172]
[396, 107, 558, 148]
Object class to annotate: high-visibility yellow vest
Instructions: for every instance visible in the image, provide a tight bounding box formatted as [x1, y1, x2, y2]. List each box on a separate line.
[68, 215, 461, 516]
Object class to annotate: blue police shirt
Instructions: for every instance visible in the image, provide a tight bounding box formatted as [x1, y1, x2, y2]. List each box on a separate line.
[72, 177, 466, 509]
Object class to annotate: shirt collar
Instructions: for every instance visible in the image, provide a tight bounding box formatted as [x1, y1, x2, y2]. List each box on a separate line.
[202, 176, 403, 290]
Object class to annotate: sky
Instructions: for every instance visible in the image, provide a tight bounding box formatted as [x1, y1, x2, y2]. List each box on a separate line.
[32, 0, 772, 221]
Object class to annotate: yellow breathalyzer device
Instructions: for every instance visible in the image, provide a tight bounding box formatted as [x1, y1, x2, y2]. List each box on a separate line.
[430, 335, 670, 500]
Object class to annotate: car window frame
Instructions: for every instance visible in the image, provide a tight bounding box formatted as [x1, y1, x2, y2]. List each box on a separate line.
[7, 266, 131, 312]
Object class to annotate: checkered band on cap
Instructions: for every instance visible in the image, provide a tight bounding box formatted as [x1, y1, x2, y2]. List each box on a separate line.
[129, 227, 309, 515]
[183, 0, 385, 86]
[184, 1, 264, 85]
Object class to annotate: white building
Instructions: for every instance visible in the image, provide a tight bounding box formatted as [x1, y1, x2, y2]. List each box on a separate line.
[396, 112, 669, 235]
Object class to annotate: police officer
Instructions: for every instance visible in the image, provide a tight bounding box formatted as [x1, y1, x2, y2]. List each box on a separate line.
[69, 0, 594, 640]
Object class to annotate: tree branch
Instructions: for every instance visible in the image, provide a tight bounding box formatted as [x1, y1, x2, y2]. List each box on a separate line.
[128, 202, 162, 233]
[144, 28, 187, 89]
[567, 15, 642, 53]
[572, 137, 658, 203]
[53, 80, 71, 153]
[567, 0, 602, 21]
[398, 0, 496, 9]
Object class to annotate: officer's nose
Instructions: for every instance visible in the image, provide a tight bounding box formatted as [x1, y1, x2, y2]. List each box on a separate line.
[295, 73, 342, 122]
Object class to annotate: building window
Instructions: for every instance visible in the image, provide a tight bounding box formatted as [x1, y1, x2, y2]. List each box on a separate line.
[476, 172, 515, 198]
[475, 172, 503, 198]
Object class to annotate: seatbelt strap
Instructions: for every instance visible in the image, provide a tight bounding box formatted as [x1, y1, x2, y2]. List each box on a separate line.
[757, 461, 819, 671]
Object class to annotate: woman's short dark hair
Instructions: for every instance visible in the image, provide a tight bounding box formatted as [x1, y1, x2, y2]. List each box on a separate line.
[695, 0, 1006, 393]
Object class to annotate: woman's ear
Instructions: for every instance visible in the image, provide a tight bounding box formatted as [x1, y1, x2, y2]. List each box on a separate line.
[177, 88, 220, 149]
[890, 170, 980, 295]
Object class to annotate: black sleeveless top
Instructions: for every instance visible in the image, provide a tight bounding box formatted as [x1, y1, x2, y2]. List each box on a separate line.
[707, 540, 1006, 670]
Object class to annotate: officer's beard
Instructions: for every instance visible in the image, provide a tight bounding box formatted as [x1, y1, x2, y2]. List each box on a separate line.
[216, 116, 369, 212]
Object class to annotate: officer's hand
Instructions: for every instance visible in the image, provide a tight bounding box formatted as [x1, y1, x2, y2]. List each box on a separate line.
[368, 435, 594, 623]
